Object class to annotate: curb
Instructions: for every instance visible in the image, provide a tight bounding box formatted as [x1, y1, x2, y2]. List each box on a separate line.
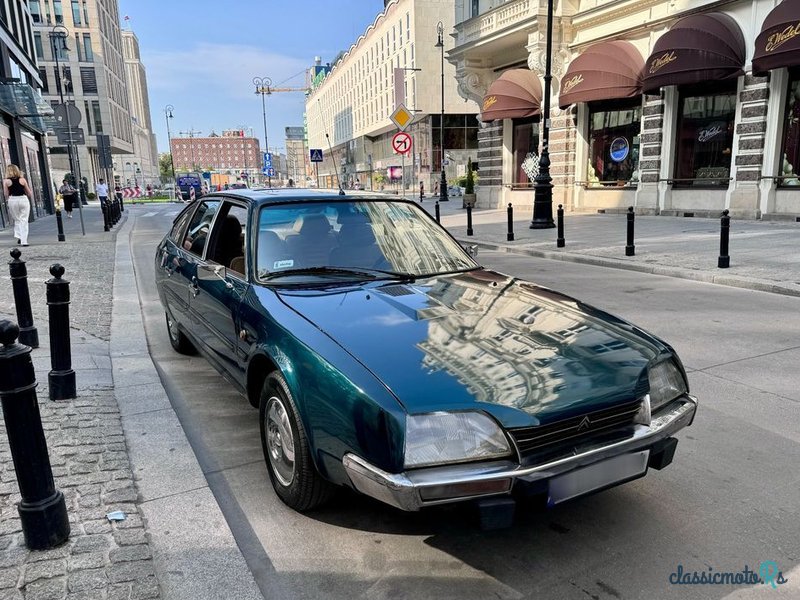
[458, 238, 800, 298]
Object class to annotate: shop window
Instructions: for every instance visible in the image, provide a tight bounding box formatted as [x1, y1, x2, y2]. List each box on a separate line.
[587, 101, 641, 186]
[779, 69, 800, 187]
[512, 117, 540, 189]
[674, 85, 736, 187]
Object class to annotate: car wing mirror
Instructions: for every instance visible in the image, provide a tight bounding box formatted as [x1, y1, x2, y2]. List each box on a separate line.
[463, 244, 479, 259]
[197, 263, 233, 289]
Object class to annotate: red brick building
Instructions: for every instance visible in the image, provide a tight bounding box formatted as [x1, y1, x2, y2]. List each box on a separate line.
[170, 130, 261, 171]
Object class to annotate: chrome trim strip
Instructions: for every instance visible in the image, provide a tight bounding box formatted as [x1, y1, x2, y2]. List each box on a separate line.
[343, 395, 697, 512]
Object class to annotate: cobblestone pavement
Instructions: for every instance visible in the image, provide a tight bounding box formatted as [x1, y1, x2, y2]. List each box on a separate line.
[0, 208, 162, 600]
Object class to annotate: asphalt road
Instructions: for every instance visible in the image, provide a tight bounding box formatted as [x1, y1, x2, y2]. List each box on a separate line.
[127, 203, 799, 600]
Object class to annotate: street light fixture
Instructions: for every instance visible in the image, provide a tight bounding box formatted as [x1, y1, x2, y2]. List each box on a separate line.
[435, 22, 449, 202]
[253, 76, 273, 187]
[529, 0, 556, 229]
[164, 105, 176, 184]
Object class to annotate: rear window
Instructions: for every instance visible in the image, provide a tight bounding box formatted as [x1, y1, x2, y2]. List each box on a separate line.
[168, 206, 194, 243]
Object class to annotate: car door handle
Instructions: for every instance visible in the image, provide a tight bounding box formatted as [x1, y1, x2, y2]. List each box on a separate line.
[190, 276, 199, 298]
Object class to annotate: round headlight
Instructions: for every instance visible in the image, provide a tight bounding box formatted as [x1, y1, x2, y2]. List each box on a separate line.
[404, 411, 512, 469]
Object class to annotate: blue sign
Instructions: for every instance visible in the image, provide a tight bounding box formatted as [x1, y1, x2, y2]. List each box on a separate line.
[609, 137, 630, 163]
[309, 148, 323, 163]
[263, 152, 272, 169]
[267, 167, 275, 177]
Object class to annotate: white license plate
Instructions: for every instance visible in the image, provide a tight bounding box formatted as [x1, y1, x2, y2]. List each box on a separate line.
[548, 451, 650, 505]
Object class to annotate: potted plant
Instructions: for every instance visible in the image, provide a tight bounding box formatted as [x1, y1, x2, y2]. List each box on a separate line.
[463, 157, 476, 208]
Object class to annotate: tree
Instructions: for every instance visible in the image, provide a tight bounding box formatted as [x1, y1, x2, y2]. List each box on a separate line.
[465, 157, 475, 194]
[159, 153, 174, 181]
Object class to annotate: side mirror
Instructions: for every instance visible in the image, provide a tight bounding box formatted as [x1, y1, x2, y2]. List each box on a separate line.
[464, 244, 479, 259]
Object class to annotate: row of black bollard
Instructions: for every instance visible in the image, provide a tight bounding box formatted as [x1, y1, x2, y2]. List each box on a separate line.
[557, 204, 565, 248]
[10, 249, 38, 348]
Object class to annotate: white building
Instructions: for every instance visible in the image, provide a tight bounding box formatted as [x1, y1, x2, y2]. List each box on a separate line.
[306, 0, 479, 192]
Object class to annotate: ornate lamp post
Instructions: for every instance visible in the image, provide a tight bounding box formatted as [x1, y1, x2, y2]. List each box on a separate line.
[435, 22, 449, 202]
[530, 0, 556, 229]
[253, 76, 273, 187]
[164, 105, 176, 183]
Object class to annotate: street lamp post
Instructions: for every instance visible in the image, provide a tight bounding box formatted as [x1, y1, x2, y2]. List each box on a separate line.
[435, 22, 449, 202]
[253, 77, 272, 188]
[164, 105, 176, 187]
[530, 0, 556, 229]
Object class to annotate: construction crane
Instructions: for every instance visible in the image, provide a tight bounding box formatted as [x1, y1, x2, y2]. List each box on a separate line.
[254, 85, 309, 95]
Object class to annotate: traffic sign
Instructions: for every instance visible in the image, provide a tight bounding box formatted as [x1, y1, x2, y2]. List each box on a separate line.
[392, 131, 412, 155]
[390, 103, 413, 132]
[309, 148, 323, 162]
[53, 103, 82, 127]
[263, 152, 272, 169]
[267, 167, 276, 177]
[54, 127, 85, 145]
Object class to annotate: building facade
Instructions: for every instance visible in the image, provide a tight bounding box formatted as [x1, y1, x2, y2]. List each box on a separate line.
[31, 0, 133, 189]
[306, 0, 480, 192]
[450, 0, 800, 220]
[171, 129, 261, 174]
[284, 126, 308, 185]
[115, 29, 158, 187]
[0, 0, 54, 222]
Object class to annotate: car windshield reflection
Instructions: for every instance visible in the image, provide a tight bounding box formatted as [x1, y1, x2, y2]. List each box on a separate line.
[256, 200, 476, 282]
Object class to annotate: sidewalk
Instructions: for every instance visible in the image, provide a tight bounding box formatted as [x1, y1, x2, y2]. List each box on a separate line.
[423, 198, 800, 297]
[0, 207, 260, 600]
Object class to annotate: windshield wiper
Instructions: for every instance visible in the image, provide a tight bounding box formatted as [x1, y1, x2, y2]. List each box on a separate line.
[261, 266, 417, 282]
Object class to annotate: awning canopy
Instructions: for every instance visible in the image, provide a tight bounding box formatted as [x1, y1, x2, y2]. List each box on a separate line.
[641, 12, 745, 93]
[753, 0, 800, 75]
[558, 40, 644, 109]
[480, 69, 542, 122]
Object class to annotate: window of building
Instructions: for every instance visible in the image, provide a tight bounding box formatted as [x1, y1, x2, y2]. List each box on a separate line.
[92, 100, 103, 133]
[472, 0, 480, 17]
[56, 66, 73, 94]
[674, 85, 736, 187]
[512, 117, 540, 188]
[39, 68, 48, 94]
[53, 0, 63, 24]
[587, 100, 641, 186]
[71, 0, 81, 25]
[82, 1, 89, 25]
[779, 69, 800, 187]
[82, 33, 93, 61]
[34, 32, 44, 60]
[30, 1, 42, 23]
[80, 67, 97, 94]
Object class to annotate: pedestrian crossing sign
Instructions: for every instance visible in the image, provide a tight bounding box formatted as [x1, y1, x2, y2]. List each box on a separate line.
[309, 148, 324, 162]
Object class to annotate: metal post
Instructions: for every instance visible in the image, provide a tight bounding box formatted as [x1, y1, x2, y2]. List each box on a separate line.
[55, 207, 66, 242]
[507, 203, 515, 241]
[47, 264, 76, 401]
[165, 105, 176, 188]
[529, 0, 556, 229]
[9, 249, 39, 348]
[254, 77, 273, 188]
[435, 201, 440, 223]
[0, 320, 70, 550]
[436, 22, 449, 203]
[557, 204, 565, 247]
[718, 209, 730, 268]
[625, 206, 635, 256]
[420, 181, 424, 202]
[467, 205, 473, 236]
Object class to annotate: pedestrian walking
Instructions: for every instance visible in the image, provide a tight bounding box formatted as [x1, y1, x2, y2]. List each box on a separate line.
[4, 164, 34, 246]
[95, 178, 109, 219]
[58, 178, 77, 218]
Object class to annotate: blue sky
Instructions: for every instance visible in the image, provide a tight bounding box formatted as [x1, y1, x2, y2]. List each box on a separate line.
[118, 0, 385, 154]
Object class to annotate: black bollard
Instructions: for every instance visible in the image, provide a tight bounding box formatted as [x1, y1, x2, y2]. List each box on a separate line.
[55, 209, 66, 242]
[435, 201, 440, 223]
[718, 209, 730, 269]
[9, 249, 38, 348]
[101, 200, 110, 232]
[0, 320, 70, 550]
[625, 206, 635, 257]
[557, 204, 565, 248]
[419, 182, 424, 203]
[507, 203, 514, 241]
[113, 198, 120, 225]
[46, 264, 76, 400]
[466, 204, 474, 236]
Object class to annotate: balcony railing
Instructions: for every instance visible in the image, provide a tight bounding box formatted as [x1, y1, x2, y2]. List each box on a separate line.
[456, 0, 537, 46]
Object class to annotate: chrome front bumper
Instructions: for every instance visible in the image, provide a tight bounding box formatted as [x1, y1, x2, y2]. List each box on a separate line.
[343, 395, 697, 511]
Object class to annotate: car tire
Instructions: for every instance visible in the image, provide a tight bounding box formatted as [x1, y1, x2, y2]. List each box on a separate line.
[165, 310, 195, 355]
[259, 372, 335, 511]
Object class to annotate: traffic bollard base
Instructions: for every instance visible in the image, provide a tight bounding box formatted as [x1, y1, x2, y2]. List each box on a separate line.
[625, 246, 635, 257]
[18, 326, 39, 349]
[18, 490, 70, 550]
[718, 256, 730, 269]
[48, 369, 76, 401]
[557, 239, 565, 248]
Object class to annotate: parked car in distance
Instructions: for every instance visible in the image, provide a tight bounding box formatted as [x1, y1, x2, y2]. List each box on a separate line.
[155, 189, 697, 515]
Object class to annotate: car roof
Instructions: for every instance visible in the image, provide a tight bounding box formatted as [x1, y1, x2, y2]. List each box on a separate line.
[202, 188, 405, 206]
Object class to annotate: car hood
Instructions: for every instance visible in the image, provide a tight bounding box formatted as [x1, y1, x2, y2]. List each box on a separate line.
[276, 270, 668, 428]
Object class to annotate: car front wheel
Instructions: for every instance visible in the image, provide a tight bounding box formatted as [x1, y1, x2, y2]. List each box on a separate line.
[259, 372, 334, 511]
[165, 310, 195, 355]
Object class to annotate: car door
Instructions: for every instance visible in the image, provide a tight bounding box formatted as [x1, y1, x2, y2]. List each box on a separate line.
[190, 200, 249, 378]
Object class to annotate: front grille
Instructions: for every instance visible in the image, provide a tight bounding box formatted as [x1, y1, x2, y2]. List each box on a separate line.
[509, 400, 642, 456]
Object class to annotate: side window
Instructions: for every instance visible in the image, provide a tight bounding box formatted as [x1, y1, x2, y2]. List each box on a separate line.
[183, 200, 220, 257]
[168, 207, 193, 244]
[206, 202, 248, 274]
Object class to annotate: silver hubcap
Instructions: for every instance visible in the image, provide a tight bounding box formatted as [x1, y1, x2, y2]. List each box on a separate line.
[167, 314, 179, 341]
[266, 397, 295, 486]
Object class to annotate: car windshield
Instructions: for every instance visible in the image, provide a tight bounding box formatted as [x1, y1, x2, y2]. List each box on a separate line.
[256, 199, 476, 281]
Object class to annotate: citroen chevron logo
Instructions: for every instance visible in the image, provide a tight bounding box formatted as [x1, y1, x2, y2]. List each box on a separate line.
[577, 416, 592, 431]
